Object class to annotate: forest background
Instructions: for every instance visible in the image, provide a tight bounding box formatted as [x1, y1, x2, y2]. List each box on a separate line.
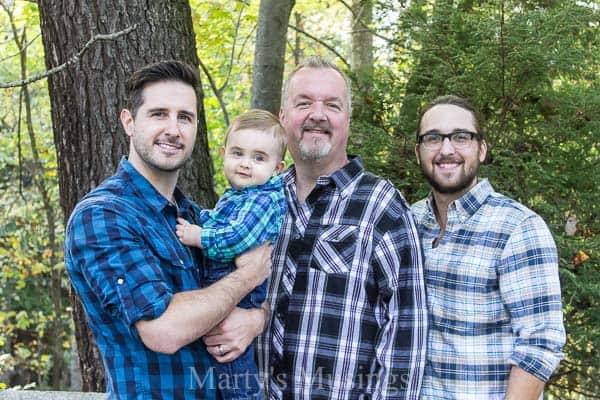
[0, 0, 597, 398]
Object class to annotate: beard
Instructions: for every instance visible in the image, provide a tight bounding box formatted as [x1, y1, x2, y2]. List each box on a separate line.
[422, 157, 480, 195]
[131, 134, 190, 173]
[299, 138, 332, 161]
[297, 120, 333, 161]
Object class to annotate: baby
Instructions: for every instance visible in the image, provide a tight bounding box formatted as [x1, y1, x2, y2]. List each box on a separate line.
[176, 109, 287, 399]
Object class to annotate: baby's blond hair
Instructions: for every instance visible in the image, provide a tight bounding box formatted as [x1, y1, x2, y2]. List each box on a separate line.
[225, 109, 287, 161]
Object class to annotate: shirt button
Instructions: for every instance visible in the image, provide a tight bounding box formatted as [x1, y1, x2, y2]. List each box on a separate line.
[117, 278, 124, 285]
[293, 233, 301, 240]
[179, 259, 184, 265]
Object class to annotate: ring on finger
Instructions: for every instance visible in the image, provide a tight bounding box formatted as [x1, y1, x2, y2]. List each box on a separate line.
[217, 344, 225, 357]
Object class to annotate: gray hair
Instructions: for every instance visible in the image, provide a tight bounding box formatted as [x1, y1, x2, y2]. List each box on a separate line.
[281, 56, 352, 114]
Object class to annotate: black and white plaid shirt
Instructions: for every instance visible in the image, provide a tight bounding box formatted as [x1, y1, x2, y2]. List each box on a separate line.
[257, 157, 427, 400]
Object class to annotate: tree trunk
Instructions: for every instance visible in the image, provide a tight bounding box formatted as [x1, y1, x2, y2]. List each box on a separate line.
[251, 0, 295, 114]
[351, 0, 374, 122]
[37, 0, 216, 391]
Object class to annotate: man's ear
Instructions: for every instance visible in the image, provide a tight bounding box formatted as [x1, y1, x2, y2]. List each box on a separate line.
[414, 144, 421, 165]
[120, 109, 135, 137]
[479, 140, 488, 163]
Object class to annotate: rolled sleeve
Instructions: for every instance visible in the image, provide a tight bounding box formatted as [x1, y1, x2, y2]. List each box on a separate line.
[499, 214, 566, 381]
[67, 203, 173, 335]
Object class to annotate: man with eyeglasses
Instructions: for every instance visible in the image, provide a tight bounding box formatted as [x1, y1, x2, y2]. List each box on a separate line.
[411, 95, 565, 399]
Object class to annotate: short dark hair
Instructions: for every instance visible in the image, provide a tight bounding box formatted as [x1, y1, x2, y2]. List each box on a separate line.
[125, 60, 199, 117]
[416, 95, 484, 140]
[225, 109, 287, 162]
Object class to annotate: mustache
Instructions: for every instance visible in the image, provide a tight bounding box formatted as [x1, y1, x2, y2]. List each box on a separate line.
[435, 156, 463, 163]
[301, 121, 332, 135]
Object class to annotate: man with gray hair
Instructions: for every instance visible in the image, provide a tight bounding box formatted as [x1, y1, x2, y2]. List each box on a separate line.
[257, 56, 428, 399]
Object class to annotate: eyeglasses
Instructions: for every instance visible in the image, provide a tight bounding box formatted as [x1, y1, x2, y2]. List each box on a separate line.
[417, 130, 481, 150]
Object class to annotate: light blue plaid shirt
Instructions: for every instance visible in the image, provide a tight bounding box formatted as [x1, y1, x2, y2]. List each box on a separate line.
[412, 179, 565, 400]
[199, 175, 286, 261]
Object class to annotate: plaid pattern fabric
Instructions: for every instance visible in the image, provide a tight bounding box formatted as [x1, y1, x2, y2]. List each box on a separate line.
[257, 157, 428, 400]
[65, 158, 217, 399]
[411, 179, 566, 400]
[199, 175, 287, 262]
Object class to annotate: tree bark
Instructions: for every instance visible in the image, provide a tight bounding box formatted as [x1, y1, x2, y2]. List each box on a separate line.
[37, 0, 216, 391]
[250, 0, 295, 114]
[351, 0, 374, 122]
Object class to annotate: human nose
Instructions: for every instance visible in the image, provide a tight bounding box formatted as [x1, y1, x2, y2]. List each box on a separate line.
[438, 136, 456, 154]
[308, 102, 326, 121]
[239, 157, 251, 168]
[165, 115, 181, 135]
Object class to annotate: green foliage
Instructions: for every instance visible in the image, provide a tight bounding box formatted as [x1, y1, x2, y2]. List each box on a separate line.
[378, 0, 599, 397]
[191, 0, 260, 195]
[0, 1, 71, 390]
[0, 0, 597, 396]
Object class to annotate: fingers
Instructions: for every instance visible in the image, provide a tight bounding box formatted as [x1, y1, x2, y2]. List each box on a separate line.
[176, 217, 190, 225]
[202, 331, 225, 347]
[205, 343, 241, 363]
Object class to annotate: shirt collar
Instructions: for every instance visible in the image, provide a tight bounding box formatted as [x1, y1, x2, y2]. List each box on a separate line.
[425, 178, 494, 220]
[283, 155, 364, 198]
[117, 157, 191, 214]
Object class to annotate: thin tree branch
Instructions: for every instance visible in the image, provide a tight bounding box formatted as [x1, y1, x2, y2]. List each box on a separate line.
[0, 24, 138, 88]
[287, 24, 350, 68]
[219, 1, 246, 93]
[198, 57, 230, 127]
[0, 33, 41, 63]
[236, 23, 256, 66]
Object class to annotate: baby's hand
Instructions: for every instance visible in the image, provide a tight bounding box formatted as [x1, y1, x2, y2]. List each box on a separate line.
[175, 217, 203, 248]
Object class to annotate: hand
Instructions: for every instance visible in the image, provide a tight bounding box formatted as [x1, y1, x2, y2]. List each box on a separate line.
[234, 243, 272, 288]
[175, 217, 202, 247]
[203, 307, 267, 363]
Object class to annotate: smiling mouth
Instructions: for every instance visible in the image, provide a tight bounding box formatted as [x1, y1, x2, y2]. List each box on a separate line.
[436, 162, 461, 169]
[301, 121, 332, 135]
[155, 140, 183, 150]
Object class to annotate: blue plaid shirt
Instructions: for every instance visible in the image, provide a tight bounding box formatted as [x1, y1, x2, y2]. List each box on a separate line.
[65, 158, 217, 399]
[412, 179, 565, 400]
[199, 175, 286, 262]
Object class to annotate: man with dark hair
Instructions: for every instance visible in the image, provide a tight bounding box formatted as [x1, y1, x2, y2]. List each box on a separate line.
[412, 95, 566, 399]
[65, 60, 270, 399]
[257, 56, 428, 399]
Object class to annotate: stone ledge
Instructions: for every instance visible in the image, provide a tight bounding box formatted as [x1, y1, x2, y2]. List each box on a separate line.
[0, 391, 106, 400]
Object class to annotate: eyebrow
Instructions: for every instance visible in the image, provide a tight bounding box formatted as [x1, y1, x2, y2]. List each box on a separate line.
[294, 94, 343, 104]
[146, 107, 168, 114]
[229, 146, 270, 156]
[145, 107, 196, 118]
[421, 128, 473, 135]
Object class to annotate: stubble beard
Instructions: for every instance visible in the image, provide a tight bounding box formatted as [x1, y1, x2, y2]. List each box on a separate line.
[132, 135, 190, 173]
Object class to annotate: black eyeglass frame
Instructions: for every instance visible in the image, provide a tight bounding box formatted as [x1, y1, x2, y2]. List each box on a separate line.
[416, 129, 482, 148]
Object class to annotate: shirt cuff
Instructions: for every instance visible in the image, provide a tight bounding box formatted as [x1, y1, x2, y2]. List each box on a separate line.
[114, 274, 172, 339]
[509, 344, 563, 382]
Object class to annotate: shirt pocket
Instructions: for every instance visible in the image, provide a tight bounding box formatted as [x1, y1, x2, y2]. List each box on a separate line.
[143, 228, 199, 291]
[309, 224, 358, 274]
